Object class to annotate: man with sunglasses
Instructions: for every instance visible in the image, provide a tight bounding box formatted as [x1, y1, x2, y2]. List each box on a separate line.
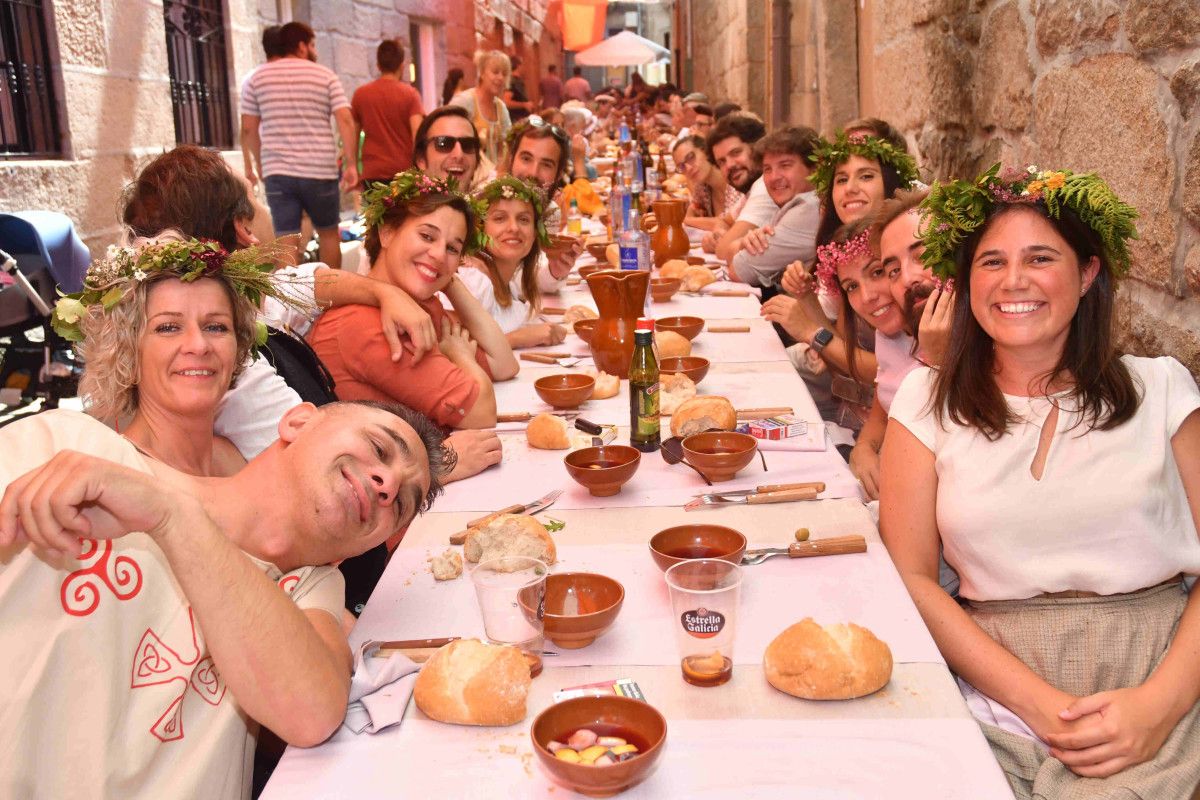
[413, 106, 491, 190]
[503, 116, 584, 283]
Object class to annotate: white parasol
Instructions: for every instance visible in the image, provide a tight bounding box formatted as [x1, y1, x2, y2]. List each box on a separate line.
[573, 30, 670, 67]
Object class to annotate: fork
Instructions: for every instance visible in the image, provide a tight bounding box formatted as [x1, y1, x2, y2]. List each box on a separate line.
[741, 536, 867, 565]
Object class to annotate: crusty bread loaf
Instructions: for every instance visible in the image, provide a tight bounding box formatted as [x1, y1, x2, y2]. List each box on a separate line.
[605, 243, 620, 267]
[670, 396, 736, 437]
[660, 372, 697, 415]
[526, 413, 571, 450]
[589, 370, 620, 399]
[656, 330, 692, 359]
[763, 619, 893, 700]
[414, 639, 531, 725]
[429, 548, 463, 581]
[463, 514, 557, 565]
[562, 305, 598, 325]
[659, 259, 689, 279]
[681, 265, 717, 293]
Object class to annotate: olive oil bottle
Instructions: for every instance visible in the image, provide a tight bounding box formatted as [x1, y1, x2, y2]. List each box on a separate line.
[629, 326, 660, 452]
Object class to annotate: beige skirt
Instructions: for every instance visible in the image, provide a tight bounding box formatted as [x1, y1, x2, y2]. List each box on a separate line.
[965, 582, 1200, 800]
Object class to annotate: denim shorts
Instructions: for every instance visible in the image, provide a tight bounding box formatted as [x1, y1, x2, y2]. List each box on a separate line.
[263, 174, 341, 233]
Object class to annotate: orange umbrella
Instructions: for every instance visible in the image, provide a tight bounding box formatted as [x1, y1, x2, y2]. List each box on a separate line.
[562, 0, 608, 52]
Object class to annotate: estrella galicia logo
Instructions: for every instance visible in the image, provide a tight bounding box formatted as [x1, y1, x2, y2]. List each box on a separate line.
[680, 607, 725, 638]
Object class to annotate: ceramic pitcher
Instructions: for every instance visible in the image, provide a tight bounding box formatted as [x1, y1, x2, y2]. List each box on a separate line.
[648, 198, 690, 268]
[585, 269, 651, 379]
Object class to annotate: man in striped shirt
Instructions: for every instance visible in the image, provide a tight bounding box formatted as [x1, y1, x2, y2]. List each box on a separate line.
[240, 22, 357, 268]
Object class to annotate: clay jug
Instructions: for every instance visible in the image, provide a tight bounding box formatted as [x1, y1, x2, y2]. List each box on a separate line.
[648, 198, 690, 268]
[585, 269, 650, 379]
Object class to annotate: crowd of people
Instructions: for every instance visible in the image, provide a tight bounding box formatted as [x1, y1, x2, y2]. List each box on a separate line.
[0, 19, 1198, 800]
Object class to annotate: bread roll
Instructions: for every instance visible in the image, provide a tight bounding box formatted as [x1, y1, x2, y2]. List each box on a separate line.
[463, 514, 557, 565]
[588, 370, 620, 399]
[670, 396, 736, 437]
[660, 372, 697, 415]
[562, 305, 598, 325]
[429, 548, 463, 581]
[414, 639, 531, 726]
[656, 330, 692, 359]
[681, 266, 717, 293]
[763, 619, 893, 700]
[527, 413, 571, 450]
[605, 243, 620, 267]
[659, 259, 689, 279]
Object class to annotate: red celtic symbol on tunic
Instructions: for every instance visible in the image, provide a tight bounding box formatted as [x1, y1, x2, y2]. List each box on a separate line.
[60, 539, 143, 617]
[278, 574, 300, 594]
[130, 607, 226, 742]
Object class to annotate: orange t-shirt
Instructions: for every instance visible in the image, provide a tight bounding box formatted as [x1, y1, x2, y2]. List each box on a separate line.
[351, 78, 424, 181]
[307, 298, 492, 428]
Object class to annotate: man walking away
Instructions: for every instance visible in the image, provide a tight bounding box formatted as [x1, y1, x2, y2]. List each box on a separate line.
[539, 64, 564, 109]
[352, 39, 425, 186]
[240, 21, 357, 268]
[564, 66, 591, 102]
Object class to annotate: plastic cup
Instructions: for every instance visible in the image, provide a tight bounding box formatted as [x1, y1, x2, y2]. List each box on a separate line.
[663, 559, 742, 687]
[471, 556, 548, 677]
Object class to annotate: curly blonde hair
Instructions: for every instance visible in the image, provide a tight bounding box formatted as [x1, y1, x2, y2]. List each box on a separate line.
[76, 273, 258, 422]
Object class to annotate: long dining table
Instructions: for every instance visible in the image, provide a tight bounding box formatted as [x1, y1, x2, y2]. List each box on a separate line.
[262, 232, 1014, 799]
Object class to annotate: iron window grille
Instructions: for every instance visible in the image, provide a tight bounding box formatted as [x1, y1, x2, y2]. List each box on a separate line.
[163, 0, 233, 148]
[0, 0, 61, 158]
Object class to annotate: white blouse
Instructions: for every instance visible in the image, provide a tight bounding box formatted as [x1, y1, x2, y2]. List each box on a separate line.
[453, 265, 534, 334]
[889, 356, 1200, 601]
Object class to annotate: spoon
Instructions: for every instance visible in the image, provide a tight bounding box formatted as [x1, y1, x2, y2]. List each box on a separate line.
[659, 436, 713, 486]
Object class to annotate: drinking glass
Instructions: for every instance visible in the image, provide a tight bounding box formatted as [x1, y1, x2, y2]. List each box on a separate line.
[663, 559, 742, 687]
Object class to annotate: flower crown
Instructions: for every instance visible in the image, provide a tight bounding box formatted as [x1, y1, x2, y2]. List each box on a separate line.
[815, 228, 873, 295]
[917, 163, 1140, 279]
[474, 176, 552, 251]
[361, 169, 486, 253]
[52, 236, 301, 349]
[808, 132, 920, 197]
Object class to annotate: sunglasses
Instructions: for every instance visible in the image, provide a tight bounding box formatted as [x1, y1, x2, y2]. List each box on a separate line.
[515, 115, 569, 146]
[674, 150, 698, 174]
[428, 135, 480, 155]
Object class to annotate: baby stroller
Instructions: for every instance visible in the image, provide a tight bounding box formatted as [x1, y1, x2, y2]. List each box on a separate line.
[0, 211, 89, 423]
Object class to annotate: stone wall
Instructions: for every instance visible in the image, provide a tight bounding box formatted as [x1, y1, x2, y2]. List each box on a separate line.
[688, 0, 755, 109]
[865, 0, 1200, 377]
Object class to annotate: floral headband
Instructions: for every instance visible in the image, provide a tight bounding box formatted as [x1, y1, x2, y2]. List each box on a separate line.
[52, 236, 302, 349]
[918, 163, 1139, 279]
[815, 228, 873, 295]
[808, 132, 920, 197]
[474, 176, 552, 250]
[361, 169, 486, 253]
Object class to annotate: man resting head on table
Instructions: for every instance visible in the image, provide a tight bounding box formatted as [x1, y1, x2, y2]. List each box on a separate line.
[0, 399, 453, 799]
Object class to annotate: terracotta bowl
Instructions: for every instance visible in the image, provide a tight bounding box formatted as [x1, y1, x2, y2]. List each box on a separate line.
[539, 572, 625, 649]
[536, 373, 596, 409]
[531, 696, 668, 797]
[648, 524, 748, 572]
[573, 318, 599, 345]
[681, 431, 758, 482]
[649, 278, 681, 303]
[585, 241, 614, 261]
[547, 233, 580, 254]
[578, 263, 610, 280]
[564, 445, 641, 497]
[658, 356, 710, 385]
[654, 315, 704, 341]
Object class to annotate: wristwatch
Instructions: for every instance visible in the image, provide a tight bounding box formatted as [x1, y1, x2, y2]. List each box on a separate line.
[809, 327, 834, 353]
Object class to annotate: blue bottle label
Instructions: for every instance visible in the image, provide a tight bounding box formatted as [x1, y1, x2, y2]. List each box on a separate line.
[619, 244, 639, 271]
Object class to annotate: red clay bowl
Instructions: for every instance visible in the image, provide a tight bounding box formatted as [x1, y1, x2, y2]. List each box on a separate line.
[564, 445, 641, 497]
[681, 430, 758, 482]
[654, 315, 704, 341]
[658, 356, 710, 385]
[574, 318, 599, 345]
[585, 241, 614, 261]
[531, 696, 668, 797]
[535, 373, 596, 409]
[648, 524, 748, 572]
[649, 278, 682, 303]
[539, 572, 625, 649]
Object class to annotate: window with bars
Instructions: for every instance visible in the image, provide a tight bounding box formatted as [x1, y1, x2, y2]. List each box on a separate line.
[163, 0, 233, 148]
[0, 0, 61, 158]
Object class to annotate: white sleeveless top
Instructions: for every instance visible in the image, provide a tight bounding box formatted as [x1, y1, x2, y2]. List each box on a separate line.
[888, 356, 1200, 601]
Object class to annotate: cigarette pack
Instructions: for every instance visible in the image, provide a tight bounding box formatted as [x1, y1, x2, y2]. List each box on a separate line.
[746, 414, 808, 441]
[554, 678, 646, 703]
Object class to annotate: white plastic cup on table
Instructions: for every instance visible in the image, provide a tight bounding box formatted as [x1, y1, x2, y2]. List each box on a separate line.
[663, 559, 742, 687]
[471, 556, 548, 677]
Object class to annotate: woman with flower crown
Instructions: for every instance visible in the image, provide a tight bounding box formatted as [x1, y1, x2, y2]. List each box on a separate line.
[54, 233, 302, 478]
[880, 165, 1200, 798]
[308, 170, 518, 449]
[456, 175, 568, 349]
